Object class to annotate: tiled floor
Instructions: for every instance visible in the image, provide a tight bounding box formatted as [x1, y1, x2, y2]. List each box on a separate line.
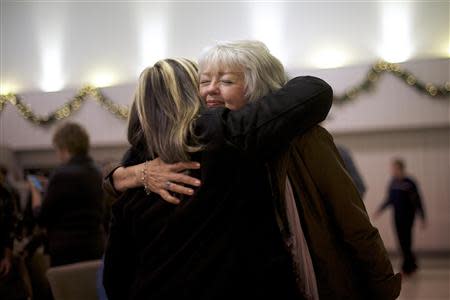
[391, 257, 450, 300]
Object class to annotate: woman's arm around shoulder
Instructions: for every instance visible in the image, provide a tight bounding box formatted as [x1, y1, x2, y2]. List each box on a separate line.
[218, 76, 333, 160]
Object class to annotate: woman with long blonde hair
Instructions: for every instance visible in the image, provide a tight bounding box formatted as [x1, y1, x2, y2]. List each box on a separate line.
[103, 57, 332, 299]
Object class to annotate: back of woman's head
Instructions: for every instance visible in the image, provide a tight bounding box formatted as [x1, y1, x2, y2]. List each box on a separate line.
[53, 122, 90, 156]
[128, 58, 204, 163]
[198, 40, 287, 102]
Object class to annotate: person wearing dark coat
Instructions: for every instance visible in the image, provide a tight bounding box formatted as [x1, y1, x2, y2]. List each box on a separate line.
[376, 158, 426, 275]
[0, 167, 16, 279]
[30, 122, 105, 267]
[0, 166, 30, 300]
[103, 58, 332, 300]
[337, 145, 367, 198]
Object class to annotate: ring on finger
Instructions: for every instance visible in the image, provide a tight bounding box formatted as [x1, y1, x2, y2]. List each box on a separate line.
[165, 181, 172, 189]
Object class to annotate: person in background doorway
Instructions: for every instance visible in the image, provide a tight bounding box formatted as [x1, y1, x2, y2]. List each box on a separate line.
[375, 158, 426, 276]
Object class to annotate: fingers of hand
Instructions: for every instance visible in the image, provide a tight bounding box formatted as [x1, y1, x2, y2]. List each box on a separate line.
[170, 161, 201, 172]
[159, 190, 181, 205]
[170, 173, 201, 187]
[166, 182, 194, 196]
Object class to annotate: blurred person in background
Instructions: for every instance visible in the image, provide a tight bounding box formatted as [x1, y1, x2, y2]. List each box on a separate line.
[0, 165, 30, 300]
[375, 158, 426, 276]
[29, 122, 105, 267]
[23, 172, 53, 300]
[336, 145, 366, 198]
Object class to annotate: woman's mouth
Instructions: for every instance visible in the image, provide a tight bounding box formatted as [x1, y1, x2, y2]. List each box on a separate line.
[206, 100, 225, 108]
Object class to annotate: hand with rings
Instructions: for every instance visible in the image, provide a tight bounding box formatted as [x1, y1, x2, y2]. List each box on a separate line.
[141, 158, 201, 205]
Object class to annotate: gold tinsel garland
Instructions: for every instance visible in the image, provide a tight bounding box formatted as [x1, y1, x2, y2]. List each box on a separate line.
[0, 85, 129, 125]
[334, 60, 450, 103]
[0, 60, 449, 126]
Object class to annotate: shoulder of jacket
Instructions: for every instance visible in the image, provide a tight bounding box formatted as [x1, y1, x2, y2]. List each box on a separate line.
[49, 164, 71, 178]
[405, 176, 418, 186]
[295, 125, 334, 146]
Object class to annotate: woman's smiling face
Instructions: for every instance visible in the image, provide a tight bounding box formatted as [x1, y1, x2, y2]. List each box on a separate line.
[199, 66, 248, 111]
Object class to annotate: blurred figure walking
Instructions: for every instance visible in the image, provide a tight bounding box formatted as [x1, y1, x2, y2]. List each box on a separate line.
[375, 158, 426, 276]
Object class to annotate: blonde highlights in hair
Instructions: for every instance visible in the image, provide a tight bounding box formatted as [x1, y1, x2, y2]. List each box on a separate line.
[128, 58, 204, 163]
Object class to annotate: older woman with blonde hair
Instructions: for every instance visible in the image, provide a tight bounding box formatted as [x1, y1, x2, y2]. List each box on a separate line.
[103, 57, 332, 299]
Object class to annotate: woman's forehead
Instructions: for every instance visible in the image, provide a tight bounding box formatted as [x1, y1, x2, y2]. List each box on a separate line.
[200, 70, 243, 77]
[200, 60, 244, 74]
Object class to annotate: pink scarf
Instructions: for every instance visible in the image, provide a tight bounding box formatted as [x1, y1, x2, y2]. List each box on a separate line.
[285, 177, 319, 300]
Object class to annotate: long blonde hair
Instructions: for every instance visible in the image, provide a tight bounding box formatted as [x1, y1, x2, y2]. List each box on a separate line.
[128, 58, 204, 163]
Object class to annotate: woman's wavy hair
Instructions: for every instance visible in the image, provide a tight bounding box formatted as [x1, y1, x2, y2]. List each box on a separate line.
[127, 58, 204, 163]
[198, 40, 287, 102]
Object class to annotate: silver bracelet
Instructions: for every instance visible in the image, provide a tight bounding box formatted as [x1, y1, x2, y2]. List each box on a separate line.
[141, 161, 151, 195]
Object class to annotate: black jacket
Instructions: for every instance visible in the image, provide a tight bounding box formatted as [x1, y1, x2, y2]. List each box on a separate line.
[103, 76, 333, 300]
[39, 155, 105, 266]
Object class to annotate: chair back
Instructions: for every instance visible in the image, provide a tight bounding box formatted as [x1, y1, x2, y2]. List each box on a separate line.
[46, 260, 101, 300]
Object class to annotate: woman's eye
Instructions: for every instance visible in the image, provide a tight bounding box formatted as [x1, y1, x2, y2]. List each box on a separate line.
[221, 80, 233, 84]
[200, 80, 211, 85]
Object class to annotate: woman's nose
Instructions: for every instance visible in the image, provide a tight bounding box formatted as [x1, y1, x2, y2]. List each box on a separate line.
[206, 81, 219, 94]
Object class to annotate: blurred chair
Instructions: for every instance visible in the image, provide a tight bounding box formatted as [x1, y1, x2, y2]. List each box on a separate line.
[46, 259, 101, 300]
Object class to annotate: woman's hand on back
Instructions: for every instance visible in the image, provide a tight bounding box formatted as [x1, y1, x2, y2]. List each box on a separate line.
[112, 158, 201, 205]
[143, 158, 201, 204]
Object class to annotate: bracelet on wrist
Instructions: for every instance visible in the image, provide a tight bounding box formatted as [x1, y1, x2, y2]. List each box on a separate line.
[141, 161, 152, 195]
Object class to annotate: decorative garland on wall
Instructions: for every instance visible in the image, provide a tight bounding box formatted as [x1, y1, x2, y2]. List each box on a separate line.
[0, 86, 129, 125]
[334, 60, 450, 103]
[0, 60, 449, 126]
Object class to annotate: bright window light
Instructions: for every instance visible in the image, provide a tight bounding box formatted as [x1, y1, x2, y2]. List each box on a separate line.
[309, 48, 349, 69]
[138, 17, 167, 73]
[0, 82, 18, 95]
[378, 3, 413, 63]
[250, 4, 287, 64]
[40, 46, 64, 92]
[89, 71, 118, 88]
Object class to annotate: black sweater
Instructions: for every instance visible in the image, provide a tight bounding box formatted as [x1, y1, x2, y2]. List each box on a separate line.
[39, 155, 105, 266]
